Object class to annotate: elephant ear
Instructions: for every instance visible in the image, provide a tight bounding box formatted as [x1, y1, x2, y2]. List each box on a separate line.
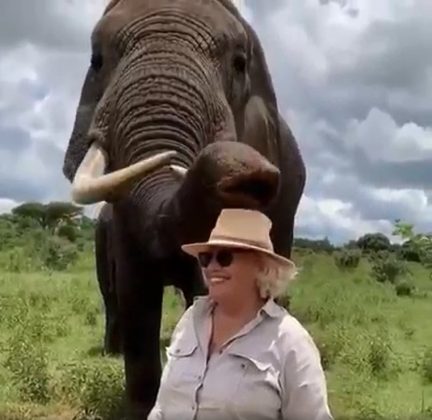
[240, 95, 280, 168]
[220, 1, 281, 167]
[63, 67, 103, 182]
[239, 25, 281, 168]
[62, 2, 115, 183]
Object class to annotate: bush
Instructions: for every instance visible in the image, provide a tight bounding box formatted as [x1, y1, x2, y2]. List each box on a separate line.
[334, 249, 361, 270]
[56, 359, 125, 420]
[313, 322, 349, 370]
[421, 348, 432, 383]
[398, 240, 422, 262]
[57, 224, 79, 242]
[0, 231, 80, 272]
[368, 334, 395, 378]
[84, 307, 99, 327]
[38, 236, 79, 271]
[370, 251, 407, 284]
[336, 327, 399, 381]
[0, 247, 34, 272]
[395, 280, 414, 296]
[4, 331, 50, 404]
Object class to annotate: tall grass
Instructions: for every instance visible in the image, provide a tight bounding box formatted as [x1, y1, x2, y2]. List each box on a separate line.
[0, 248, 432, 419]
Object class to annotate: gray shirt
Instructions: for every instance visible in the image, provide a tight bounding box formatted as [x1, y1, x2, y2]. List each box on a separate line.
[148, 296, 333, 420]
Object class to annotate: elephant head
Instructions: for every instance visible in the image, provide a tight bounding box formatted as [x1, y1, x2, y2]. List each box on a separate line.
[63, 0, 283, 224]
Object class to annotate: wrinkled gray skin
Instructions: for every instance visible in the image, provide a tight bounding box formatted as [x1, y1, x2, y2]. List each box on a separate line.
[62, 1, 306, 418]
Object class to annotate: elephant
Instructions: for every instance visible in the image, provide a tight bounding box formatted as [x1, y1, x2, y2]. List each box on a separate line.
[62, 0, 306, 418]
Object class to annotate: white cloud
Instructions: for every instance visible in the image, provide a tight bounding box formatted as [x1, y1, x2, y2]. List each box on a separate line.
[345, 108, 432, 162]
[296, 194, 397, 244]
[0, 199, 20, 215]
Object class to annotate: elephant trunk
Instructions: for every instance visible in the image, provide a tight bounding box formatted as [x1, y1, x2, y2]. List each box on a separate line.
[72, 45, 234, 208]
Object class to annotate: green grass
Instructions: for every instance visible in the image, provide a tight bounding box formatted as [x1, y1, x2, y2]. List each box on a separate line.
[1, 249, 432, 419]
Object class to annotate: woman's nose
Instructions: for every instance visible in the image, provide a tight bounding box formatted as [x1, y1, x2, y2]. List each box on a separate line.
[206, 258, 224, 271]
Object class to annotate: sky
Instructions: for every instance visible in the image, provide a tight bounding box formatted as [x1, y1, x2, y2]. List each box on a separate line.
[0, 0, 431, 245]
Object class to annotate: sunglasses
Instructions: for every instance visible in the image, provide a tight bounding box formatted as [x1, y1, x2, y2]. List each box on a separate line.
[197, 248, 245, 268]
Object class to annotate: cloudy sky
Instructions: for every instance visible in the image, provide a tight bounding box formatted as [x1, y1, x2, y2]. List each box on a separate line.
[1, 0, 431, 245]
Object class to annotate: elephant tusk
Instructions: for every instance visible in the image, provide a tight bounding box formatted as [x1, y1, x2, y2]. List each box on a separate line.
[170, 165, 188, 178]
[71, 143, 177, 205]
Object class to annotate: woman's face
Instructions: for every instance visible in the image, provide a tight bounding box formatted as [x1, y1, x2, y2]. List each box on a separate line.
[198, 246, 262, 303]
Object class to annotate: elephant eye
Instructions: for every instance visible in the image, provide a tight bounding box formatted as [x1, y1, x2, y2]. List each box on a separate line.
[233, 53, 247, 74]
[91, 52, 104, 72]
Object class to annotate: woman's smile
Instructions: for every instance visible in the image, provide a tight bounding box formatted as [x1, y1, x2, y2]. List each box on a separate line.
[207, 270, 231, 284]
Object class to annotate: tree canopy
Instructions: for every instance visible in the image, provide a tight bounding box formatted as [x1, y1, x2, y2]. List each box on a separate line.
[356, 232, 391, 252]
[11, 201, 84, 232]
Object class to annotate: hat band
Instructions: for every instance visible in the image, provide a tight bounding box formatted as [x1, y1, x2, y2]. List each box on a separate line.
[210, 234, 273, 252]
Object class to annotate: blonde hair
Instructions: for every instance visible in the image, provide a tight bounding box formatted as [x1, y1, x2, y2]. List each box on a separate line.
[255, 254, 298, 299]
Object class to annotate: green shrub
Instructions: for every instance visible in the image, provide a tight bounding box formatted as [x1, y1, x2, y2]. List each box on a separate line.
[313, 322, 349, 370]
[337, 328, 399, 380]
[53, 315, 71, 338]
[39, 236, 79, 271]
[421, 348, 432, 383]
[370, 251, 407, 284]
[355, 405, 386, 420]
[4, 331, 50, 404]
[0, 232, 80, 272]
[368, 335, 392, 377]
[398, 240, 422, 262]
[0, 247, 33, 272]
[57, 224, 79, 242]
[70, 294, 92, 315]
[56, 359, 125, 420]
[395, 279, 414, 296]
[85, 307, 99, 327]
[334, 248, 361, 270]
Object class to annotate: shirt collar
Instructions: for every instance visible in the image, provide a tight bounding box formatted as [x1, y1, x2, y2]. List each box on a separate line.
[259, 298, 286, 318]
[193, 295, 285, 319]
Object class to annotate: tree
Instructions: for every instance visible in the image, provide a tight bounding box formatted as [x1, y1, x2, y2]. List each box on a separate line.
[11, 201, 83, 232]
[12, 202, 46, 227]
[399, 240, 421, 262]
[393, 220, 432, 271]
[344, 239, 359, 249]
[44, 202, 83, 232]
[357, 233, 391, 252]
[293, 237, 334, 253]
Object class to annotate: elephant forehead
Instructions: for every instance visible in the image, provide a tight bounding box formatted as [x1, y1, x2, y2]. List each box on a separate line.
[93, 0, 246, 45]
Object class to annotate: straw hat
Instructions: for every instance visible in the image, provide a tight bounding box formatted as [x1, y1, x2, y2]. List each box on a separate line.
[181, 208, 296, 270]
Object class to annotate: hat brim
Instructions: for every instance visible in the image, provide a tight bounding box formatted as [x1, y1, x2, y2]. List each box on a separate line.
[181, 239, 296, 271]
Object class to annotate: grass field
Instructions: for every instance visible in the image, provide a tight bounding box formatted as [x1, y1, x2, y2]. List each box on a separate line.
[1, 249, 432, 419]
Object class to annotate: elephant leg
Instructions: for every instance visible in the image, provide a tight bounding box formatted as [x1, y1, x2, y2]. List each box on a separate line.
[95, 219, 122, 355]
[104, 259, 122, 355]
[119, 275, 164, 418]
[172, 258, 208, 309]
[114, 240, 164, 418]
[181, 264, 207, 309]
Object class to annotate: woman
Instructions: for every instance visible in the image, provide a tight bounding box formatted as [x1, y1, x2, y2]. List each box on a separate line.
[149, 208, 333, 420]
